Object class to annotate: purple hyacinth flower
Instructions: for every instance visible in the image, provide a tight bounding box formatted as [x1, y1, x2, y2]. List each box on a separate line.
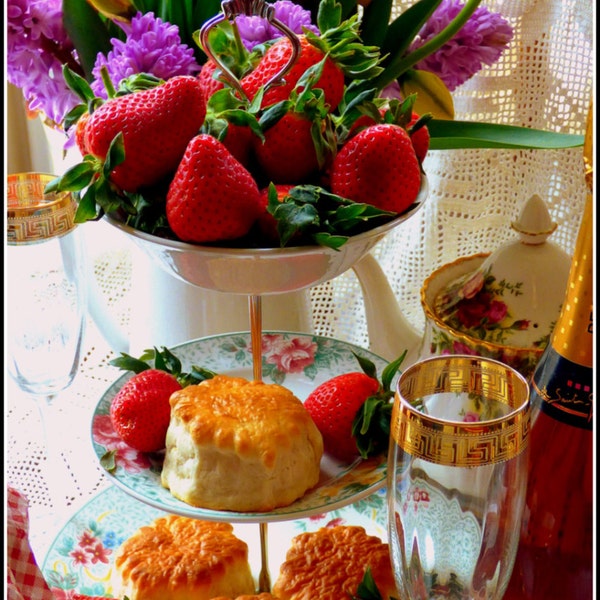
[91, 12, 201, 98]
[7, 0, 80, 126]
[235, 0, 319, 51]
[409, 0, 514, 91]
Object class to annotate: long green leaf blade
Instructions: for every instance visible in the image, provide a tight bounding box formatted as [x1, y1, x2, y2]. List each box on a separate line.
[428, 120, 584, 149]
[62, 0, 115, 79]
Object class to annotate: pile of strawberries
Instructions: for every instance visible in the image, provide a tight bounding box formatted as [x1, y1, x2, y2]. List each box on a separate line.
[52, 4, 429, 249]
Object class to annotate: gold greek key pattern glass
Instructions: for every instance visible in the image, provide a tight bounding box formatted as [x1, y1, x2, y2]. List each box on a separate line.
[391, 355, 530, 467]
[387, 355, 531, 600]
[7, 172, 77, 244]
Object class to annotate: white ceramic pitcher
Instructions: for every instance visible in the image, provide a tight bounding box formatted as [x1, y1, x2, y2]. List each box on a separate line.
[85, 224, 314, 356]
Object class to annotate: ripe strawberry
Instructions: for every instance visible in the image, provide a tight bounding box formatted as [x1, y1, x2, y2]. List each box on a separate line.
[408, 112, 430, 163]
[110, 369, 182, 452]
[330, 123, 421, 214]
[304, 353, 406, 463]
[305, 372, 379, 462]
[241, 35, 345, 110]
[166, 134, 264, 243]
[197, 59, 225, 100]
[85, 75, 206, 192]
[221, 121, 254, 167]
[253, 111, 322, 184]
[74, 112, 91, 156]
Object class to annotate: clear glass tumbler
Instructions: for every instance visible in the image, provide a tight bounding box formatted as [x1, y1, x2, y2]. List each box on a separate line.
[387, 354, 530, 600]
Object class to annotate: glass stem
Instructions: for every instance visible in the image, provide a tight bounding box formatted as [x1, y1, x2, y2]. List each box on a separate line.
[33, 394, 72, 511]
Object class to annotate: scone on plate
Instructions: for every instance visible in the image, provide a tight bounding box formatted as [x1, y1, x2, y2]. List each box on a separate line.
[161, 375, 324, 512]
[272, 525, 398, 600]
[113, 515, 255, 600]
[209, 595, 279, 600]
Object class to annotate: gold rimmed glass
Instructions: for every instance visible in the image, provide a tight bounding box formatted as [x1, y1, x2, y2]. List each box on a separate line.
[387, 354, 530, 600]
[6, 172, 87, 508]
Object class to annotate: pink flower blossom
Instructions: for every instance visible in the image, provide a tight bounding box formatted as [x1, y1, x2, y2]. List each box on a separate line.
[462, 411, 481, 422]
[92, 414, 152, 472]
[262, 335, 318, 373]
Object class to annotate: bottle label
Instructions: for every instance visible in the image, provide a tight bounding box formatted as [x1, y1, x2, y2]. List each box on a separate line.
[532, 348, 593, 430]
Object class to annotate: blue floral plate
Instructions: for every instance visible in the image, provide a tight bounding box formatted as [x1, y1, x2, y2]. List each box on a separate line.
[91, 332, 391, 523]
[42, 485, 388, 598]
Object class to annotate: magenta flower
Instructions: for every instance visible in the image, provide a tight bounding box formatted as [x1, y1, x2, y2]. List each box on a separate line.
[91, 12, 201, 98]
[235, 0, 319, 50]
[409, 0, 514, 91]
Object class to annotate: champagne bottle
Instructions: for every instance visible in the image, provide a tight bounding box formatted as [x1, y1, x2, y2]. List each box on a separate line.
[503, 169, 594, 595]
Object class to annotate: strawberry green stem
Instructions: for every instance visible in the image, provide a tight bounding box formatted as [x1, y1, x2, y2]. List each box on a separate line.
[100, 65, 117, 99]
[230, 21, 250, 66]
[373, 0, 483, 91]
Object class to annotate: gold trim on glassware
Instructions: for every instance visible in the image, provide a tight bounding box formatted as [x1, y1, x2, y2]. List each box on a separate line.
[391, 355, 530, 467]
[7, 173, 77, 244]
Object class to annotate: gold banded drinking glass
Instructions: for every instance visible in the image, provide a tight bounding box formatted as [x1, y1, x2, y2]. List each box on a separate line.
[387, 354, 530, 600]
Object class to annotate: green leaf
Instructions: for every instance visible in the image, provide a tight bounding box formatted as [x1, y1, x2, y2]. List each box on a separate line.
[360, 0, 393, 48]
[103, 132, 126, 175]
[382, 0, 442, 59]
[428, 120, 585, 149]
[74, 187, 101, 222]
[349, 567, 386, 600]
[317, 0, 343, 32]
[100, 450, 117, 473]
[45, 160, 98, 192]
[351, 351, 378, 380]
[109, 353, 152, 373]
[62, 0, 115, 80]
[381, 351, 407, 392]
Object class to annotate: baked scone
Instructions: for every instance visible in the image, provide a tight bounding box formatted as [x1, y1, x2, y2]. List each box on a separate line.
[209, 595, 279, 600]
[161, 375, 324, 511]
[272, 525, 398, 600]
[113, 515, 255, 600]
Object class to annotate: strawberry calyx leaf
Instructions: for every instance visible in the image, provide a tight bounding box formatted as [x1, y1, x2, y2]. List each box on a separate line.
[201, 87, 264, 143]
[266, 183, 397, 249]
[350, 567, 399, 600]
[109, 346, 217, 388]
[310, 0, 384, 81]
[350, 349, 407, 459]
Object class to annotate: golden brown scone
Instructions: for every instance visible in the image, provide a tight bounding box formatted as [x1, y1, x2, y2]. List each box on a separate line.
[209, 595, 279, 600]
[272, 525, 398, 600]
[113, 515, 255, 600]
[161, 375, 323, 512]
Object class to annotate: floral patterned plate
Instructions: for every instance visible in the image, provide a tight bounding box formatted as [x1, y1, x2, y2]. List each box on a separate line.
[91, 331, 392, 523]
[42, 485, 388, 598]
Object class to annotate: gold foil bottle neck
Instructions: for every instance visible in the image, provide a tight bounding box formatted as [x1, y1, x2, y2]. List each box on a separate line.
[550, 195, 593, 368]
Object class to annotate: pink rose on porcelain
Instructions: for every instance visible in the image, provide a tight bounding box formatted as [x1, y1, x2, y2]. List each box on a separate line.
[462, 270, 485, 299]
[462, 411, 481, 422]
[262, 334, 318, 373]
[93, 414, 152, 472]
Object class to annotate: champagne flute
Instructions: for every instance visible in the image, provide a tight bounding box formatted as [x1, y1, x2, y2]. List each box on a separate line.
[387, 355, 530, 600]
[6, 172, 87, 509]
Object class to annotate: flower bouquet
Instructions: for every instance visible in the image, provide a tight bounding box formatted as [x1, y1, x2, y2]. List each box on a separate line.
[8, 0, 584, 251]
